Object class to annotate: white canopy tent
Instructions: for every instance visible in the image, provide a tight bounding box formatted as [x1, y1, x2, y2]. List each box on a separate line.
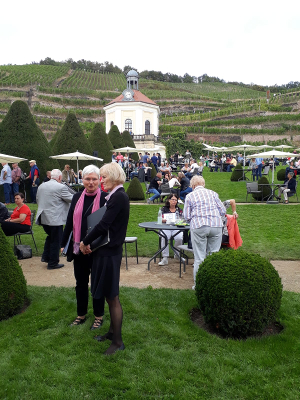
[247, 149, 299, 203]
[0, 153, 27, 164]
[50, 151, 103, 180]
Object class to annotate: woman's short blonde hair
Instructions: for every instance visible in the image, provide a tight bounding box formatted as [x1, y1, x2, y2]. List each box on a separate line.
[100, 162, 126, 184]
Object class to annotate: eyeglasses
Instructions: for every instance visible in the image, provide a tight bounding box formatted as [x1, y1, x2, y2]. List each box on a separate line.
[170, 198, 177, 201]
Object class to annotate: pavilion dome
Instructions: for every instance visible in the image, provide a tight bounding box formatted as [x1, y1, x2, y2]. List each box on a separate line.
[126, 69, 139, 77]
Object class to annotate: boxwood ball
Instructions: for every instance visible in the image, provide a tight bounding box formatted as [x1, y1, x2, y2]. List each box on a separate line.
[195, 249, 283, 338]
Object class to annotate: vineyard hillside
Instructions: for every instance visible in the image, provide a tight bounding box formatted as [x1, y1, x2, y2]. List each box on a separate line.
[0, 64, 299, 146]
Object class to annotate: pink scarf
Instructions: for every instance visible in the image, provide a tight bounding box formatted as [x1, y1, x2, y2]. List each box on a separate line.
[73, 187, 101, 254]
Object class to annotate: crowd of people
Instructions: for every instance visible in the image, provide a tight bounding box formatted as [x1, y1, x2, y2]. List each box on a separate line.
[1, 146, 299, 354]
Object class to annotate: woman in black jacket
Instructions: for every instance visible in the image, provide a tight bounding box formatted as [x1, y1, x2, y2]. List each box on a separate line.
[80, 162, 130, 355]
[61, 165, 106, 329]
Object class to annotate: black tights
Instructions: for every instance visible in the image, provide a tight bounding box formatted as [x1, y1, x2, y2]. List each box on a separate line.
[103, 296, 123, 355]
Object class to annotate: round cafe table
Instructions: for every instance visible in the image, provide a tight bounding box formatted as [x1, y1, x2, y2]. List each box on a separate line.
[138, 222, 190, 277]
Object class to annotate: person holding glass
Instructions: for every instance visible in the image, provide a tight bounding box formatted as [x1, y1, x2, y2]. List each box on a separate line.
[158, 194, 184, 266]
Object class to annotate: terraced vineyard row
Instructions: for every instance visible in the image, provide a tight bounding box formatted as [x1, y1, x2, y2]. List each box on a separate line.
[33, 104, 104, 117]
[0, 65, 69, 87]
[61, 70, 126, 91]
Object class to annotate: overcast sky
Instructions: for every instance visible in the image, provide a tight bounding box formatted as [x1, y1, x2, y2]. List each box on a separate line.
[1, 0, 299, 86]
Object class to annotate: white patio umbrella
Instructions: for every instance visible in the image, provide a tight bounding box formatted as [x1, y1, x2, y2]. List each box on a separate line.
[111, 146, 138, 153]
[247, 149, 299, 202]
[256, 145, 273, 152]
[0, 153, 27, 163]
[228, 144, 258, 167]
[50, 150, 103, 179]
[274, 144, 293, 151]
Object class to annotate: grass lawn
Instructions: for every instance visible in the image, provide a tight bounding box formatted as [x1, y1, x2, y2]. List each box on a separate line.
[0, 286, 300, 399]
[5, 202, 299, 260]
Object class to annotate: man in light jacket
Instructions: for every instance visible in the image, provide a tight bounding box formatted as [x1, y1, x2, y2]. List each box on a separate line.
[36, 169, 73, 269]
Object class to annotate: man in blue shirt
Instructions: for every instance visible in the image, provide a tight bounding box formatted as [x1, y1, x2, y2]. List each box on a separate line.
[142, 153, 149, 164]
[151, 153, 158, 171]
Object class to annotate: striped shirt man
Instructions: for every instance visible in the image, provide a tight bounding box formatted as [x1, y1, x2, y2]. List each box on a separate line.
[183, 185, 225, 229]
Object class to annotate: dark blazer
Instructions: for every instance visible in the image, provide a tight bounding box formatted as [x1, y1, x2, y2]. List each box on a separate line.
[284, 177, 296, 193]
[61, 191, 106, 248]
[83, 187, 130, 256]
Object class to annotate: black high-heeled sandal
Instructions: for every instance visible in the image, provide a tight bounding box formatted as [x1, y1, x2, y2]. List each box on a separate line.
[90, 317, 103, 330]
[69, 316, 86, 327]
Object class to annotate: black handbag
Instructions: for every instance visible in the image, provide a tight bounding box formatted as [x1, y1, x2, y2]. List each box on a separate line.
[15, 245, 32, 260]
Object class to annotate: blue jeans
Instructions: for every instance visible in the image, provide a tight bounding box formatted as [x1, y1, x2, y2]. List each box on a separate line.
[257, 164, 262, 178]
[11, 182, 20, 198]
[227, 165, 234, 172]
[3, 183, 11, 203]
[149, 188, 161, 202]
[252, 169, 258, 181]
[130, 172, 138, 180]
[185, 172, 192, 179]
[180, 187, 192, 200]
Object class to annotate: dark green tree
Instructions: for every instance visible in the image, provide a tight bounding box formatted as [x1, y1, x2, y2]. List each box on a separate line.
[230, 163, 243, 181]
[0, 226, 28, 321]
[88, 123, 113, 165]
[52, 113, 92, 170]
[49, 128, 60, 149]
[126, 177, 145, 200]
[108, 125, 124, 149]
[0, 100, 59, 181]
[122, 130, 139, 161]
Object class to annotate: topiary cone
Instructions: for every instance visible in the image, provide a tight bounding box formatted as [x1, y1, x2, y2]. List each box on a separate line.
[0, 226, 28, 321]
[126, 177, 145, 200]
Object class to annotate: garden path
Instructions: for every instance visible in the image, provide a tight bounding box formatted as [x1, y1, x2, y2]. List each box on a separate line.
[19, 257, 300, 293]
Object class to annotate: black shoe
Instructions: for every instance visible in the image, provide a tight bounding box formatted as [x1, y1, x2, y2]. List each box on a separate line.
[41, 257, 49, 263]
[47, 264, 64, 270]
[94, 332, 113, 342]
[70, 317, 86, 327]
[90, 317, 104, 330]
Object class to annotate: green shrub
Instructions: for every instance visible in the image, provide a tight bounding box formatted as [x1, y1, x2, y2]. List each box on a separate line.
[122, 130, 138, 161]
[230, 163, 243, 181]
[277, 168, 286, 181]
[252, 176, 272, 200]
[0, 226, 28, 321]
[52, 113, 92, 171]
[195, 249, 283, 338]
[108, 125, 124, 149]
[148, 162, 157, 179]
[88, 123, 113, 165]
[126, 177, 145, 200]
[0, 100, 59, 184]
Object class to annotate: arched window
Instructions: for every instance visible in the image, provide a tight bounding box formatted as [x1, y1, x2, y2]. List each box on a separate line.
[125, 119, 132, 131]
[110, 121, 114, 127]
[145, 120, 150, 135]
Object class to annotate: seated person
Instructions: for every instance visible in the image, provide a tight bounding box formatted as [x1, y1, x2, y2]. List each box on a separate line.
[277, 172, 296, 204]
[165, 162, 172, 173]
[285, 161, 296, 178]
[158, 194, 184, 266]
[130, 163, 144, 180]
[0, 202, 9, 223]
[178, 172, 192, 201]
[181, 163, 190, 173]
[227, 157, 237, 172]
[185, 159, 199, 179]
[159, 162, 167, 175]
[221, 199, 239, 244]
[162, 171, 171, 184]
[209, 158, 216, 172]
[214, 158, 222, 172]
[198, 162, 204, 175]
[0, 192, 31, 236]
[147, 172, 162, 204]
[62, 165, 76, 184]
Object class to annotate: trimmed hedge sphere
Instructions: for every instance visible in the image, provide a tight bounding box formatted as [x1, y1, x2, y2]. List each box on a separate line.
[230, 163, 243, 181]
[252, 176, 271, 201]
[0, 226, 28, 321]
[195, 249, 282, 338]
[277, 168, 286, 181]
[126, 177, 145, 200]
